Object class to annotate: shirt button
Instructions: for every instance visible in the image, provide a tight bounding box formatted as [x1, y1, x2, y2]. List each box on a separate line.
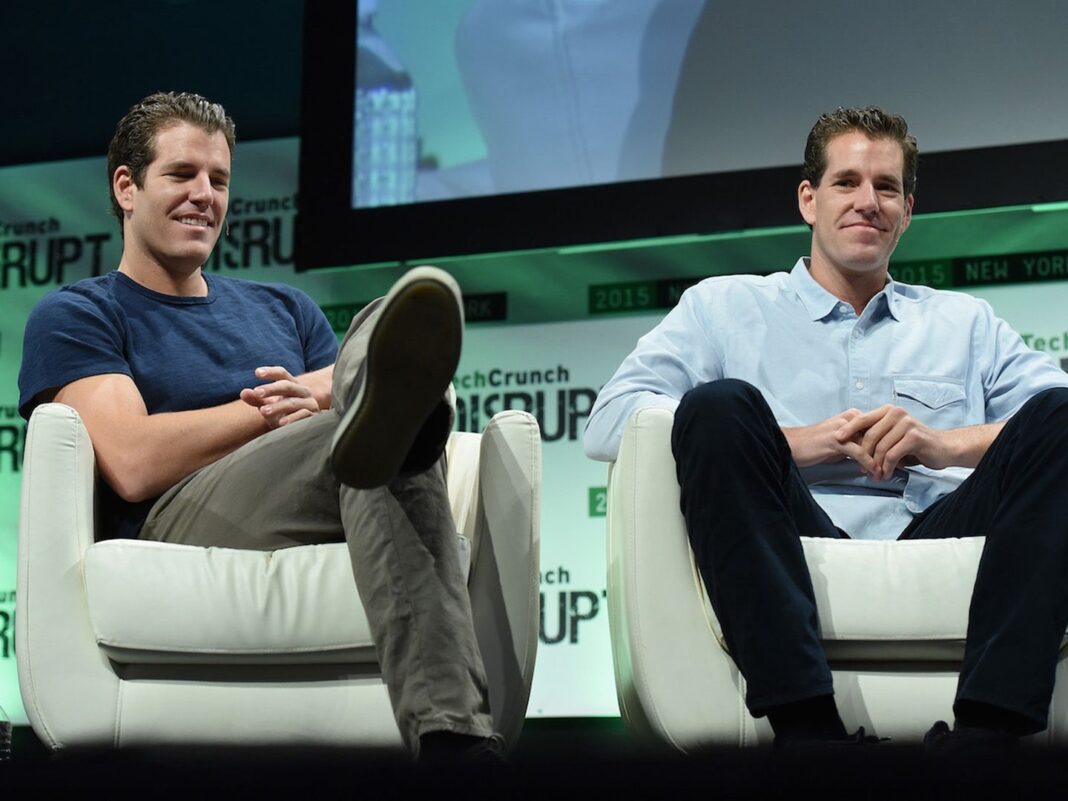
[855, 380, 865, 390]
[839, 304, 850, 314]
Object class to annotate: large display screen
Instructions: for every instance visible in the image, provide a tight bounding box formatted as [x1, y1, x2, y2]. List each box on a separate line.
[298, 0, 1068, 268]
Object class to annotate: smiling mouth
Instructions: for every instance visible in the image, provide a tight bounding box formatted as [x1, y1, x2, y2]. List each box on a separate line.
[177, 217, 212, 228]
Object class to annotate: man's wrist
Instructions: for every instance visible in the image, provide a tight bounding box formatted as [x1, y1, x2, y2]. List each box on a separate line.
[940, 425, 992, 469]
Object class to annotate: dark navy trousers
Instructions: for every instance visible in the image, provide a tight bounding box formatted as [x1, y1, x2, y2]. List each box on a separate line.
[671, 379, 1068, 733]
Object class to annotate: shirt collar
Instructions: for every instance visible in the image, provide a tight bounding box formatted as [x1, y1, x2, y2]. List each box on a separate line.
[788, 257, 901, 322]
[882, 274, 902, 321]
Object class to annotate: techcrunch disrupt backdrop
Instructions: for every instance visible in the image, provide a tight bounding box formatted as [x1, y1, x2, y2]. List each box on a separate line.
[3, 138, 1068, 724]
[455, 316, 663, 715]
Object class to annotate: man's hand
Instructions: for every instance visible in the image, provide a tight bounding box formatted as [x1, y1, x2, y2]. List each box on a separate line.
[834, 405, 951, 481]
[782, 409, 879, 474]
[240, 366, 325, 429]
[53, 373, 271, 503]
[834, 405, 1004, 481]
[50, 364, 339, 503]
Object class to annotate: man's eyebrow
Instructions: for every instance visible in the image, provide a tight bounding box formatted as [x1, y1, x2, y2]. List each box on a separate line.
[828, 168, 901, 187]
[159, 160, 231, 179]
[828, 168, 859, 180]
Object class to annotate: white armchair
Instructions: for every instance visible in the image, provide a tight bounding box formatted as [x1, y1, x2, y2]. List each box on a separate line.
[606, 407, 1068, 750]
[17, 403, 540, 751]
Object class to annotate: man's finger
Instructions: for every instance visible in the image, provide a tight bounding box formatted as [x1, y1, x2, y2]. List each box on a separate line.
[254, 379, 310, 399]
[859, 408, 903, 458]
[255, 365, 294, 380]
[240, 387, 267, 407]
[836, 406, 888, 441]
[263, 394, 317, 415]
[871, 422, 912, 479]
[839, 440, 877, 475]
[836, 416, 868, 442]
[867, 417, 902, 461]
[279, 408, 315, 426]
[881, 425, 925, 476]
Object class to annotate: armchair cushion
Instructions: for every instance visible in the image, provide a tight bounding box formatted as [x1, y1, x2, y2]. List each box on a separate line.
[84, 537, 470, 664]
[697, 537, 989, 661]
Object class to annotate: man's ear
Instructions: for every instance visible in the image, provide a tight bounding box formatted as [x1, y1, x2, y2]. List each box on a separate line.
[798, 180, 817, 227]
[113, 166, 136, 213]
[901, 193, 915, 233]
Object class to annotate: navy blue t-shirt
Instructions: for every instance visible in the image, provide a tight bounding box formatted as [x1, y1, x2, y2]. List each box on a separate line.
[18, 271, 339, 539]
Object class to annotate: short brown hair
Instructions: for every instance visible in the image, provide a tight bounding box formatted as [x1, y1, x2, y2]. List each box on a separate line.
[801, 106, 917, 197]
[107, 92, 236, 228]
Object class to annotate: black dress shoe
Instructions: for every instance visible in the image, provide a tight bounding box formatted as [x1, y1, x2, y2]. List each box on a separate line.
[775, 726, 887, 752]
[418, 732, 506, 764]
[923, 720, 1019, 755]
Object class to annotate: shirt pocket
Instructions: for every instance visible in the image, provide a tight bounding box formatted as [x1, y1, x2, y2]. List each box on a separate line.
[892, 376, 967, 427]
[893, 377, 966, 409]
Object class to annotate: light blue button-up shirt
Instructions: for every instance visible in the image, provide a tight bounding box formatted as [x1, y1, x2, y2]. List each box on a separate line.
[585, 258, 1068, 539]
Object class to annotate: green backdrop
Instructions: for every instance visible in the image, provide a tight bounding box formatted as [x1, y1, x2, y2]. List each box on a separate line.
[2, 138, 1067, 724]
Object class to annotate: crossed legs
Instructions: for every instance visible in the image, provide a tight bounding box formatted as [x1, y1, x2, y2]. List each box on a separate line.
[140, 271, 494, 753]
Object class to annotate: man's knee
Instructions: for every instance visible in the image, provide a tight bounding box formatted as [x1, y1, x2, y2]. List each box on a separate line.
[1011, 387, 1068, 442]
[676, 379, 767, 430]
[672, 379, 777, 462]
[1022, 386, 1068, 418]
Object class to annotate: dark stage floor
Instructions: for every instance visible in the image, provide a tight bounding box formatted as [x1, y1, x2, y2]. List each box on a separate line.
[5, 719, 1068, 799]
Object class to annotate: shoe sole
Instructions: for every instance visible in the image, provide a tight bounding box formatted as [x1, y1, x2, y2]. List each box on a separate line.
[331, 275, 462, 488]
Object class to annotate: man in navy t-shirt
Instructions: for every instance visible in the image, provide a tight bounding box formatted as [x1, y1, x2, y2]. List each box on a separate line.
[18, 92, 499, 760]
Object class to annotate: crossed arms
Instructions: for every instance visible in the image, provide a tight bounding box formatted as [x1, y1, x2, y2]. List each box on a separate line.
[783, 405, 1004, 482]
[50, 364, 333, 503]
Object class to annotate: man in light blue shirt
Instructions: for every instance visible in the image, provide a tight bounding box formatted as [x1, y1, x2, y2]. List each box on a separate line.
[585, 107, 1068, 751]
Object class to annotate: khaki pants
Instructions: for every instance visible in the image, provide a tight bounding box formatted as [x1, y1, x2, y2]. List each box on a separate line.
[139, 300, 494, 751]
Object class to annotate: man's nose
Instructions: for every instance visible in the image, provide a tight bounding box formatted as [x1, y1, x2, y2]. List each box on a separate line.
[188, 174, 213, 204]
[854, 182, 879, 213]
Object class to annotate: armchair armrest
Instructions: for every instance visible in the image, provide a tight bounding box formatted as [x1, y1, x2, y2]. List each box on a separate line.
[606, 407, 728, 749]
[469, 410, 541, 747]
[18, 403, 120, 749]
